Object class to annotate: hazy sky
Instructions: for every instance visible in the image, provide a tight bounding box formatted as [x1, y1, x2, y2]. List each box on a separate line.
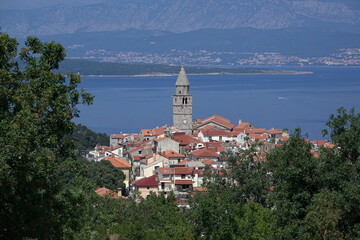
[0, 0, 106, 10]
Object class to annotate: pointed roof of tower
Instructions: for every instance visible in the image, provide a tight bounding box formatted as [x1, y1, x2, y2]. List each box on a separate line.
[176, 65, 189, 86]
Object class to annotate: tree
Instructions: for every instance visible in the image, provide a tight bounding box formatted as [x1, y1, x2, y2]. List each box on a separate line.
[69, 124, 109, 156]
[318, 107, 360, 238]
[226, 143, 270, 206]
[80, 193, 195, 240]
[86, 160, 125, 191]
[0, 33, 93, 239]
[190, 191, 242, 240]
[303, 190, 342, 240]
[239, 201, 278, 240]
[265, 129, 319, 238]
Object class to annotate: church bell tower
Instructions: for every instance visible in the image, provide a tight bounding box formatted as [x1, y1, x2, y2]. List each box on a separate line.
[173, 66, 192, 135]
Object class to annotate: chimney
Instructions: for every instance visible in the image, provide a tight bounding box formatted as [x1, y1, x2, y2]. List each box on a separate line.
[238, 119, 242, 125]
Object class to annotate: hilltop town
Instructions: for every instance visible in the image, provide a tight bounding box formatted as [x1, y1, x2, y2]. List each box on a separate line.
[88, 67, 335, 203]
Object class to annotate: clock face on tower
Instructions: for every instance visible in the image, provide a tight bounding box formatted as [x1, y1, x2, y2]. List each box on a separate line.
[182, 119, 187, 125]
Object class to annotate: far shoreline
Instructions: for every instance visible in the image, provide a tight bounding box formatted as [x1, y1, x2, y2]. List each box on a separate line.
[83, 71, 313, 77]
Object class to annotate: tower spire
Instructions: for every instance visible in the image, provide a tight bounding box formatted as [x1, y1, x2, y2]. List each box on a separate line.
[176, 65, 189, 86]
[173, 66, 192, 135]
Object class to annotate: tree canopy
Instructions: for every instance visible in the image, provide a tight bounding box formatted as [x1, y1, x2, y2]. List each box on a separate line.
[0, 33, 93, 239]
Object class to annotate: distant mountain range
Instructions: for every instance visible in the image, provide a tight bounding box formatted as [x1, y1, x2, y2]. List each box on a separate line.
[1, 0, 360, 37]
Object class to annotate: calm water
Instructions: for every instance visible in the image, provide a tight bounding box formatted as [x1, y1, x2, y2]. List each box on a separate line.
[75, 67, 360, 140]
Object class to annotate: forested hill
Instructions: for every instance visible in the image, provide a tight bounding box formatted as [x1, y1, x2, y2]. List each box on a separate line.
[68, 124, 109, 155]
[57, 59, 295, 76]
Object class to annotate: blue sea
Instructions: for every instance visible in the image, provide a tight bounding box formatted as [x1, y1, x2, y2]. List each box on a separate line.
[75, 66, 360, 140]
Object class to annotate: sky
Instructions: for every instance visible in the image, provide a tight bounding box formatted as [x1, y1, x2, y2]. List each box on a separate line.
[0, 0, 106, 10]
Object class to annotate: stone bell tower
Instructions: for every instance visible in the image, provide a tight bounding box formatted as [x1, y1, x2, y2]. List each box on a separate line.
[173, 66, 192, 135]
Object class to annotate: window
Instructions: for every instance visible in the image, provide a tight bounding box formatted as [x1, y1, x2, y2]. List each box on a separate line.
[181, 174, 185, 179]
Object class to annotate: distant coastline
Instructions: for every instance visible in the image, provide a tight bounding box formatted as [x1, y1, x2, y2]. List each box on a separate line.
[84, 70, 313, 77]
[58, 59, 313, 77]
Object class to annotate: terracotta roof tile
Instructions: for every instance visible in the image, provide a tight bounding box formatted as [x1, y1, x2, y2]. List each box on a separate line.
[190, 148, 219, 158]
[157, 167, 174, 175]
[175, 180, 193, 185]
[162, 150, 185, 158]
[174, 167, 193, 175]
[266, 129, 282, 134]
[234, 122, 252, 129]
[202, 115, 231, 123]
[105, 156, 131, 168]
[134, 175, 158, 187]
[201, 159, 216, 165]
[95, 187, 118, 199]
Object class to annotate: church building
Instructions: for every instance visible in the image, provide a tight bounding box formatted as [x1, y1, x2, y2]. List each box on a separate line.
[173, 66, 193, 135]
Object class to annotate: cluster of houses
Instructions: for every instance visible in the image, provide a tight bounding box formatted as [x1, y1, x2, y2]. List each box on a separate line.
[87, 114, 334, 200]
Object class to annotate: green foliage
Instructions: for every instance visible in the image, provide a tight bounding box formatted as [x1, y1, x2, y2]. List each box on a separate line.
[303, 190, 343, 240]
[78, 193, 195, 240]
[190, 191, 242, 240]
[323, 107, 360, 162]
[227, 144, 270, 206]
[266, 129, 319, 227]
[239, 201, 278, 240]
[0, 33, 93, 239]
[86, 160, 125, 191]
[69, 124, 109, 156]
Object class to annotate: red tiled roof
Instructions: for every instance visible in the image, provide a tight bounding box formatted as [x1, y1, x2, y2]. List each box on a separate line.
[134, 175, 158, 187]
[202, 115, 231, 123]
[205, 142, 223, 148]
[162, 150, 185, 158]
[154, 126, 166, 136]
[141, 129, 156, 136]
[111, 134, 124, 139]
[105, 156, 131, 168]
[266, 129, 282, 134]
[95, 187, 118, 199]
[193, 169, 205, 176]
[157, 167, 174, 175]
[325, 143, 335, 148]
[202, 119, 234, 129]
[278, 137, 289, 142]
[133, 155, 141, 161]
[201, 130, 229, 136]
[201, 159, 216, 165]
[190, 148, 219, 158]
[174, 167, 193, 175]
[175, 180, 193, 185]
[201, 125, 217, 131]
[217, 146, 226, 153]
[312, 140, 328, 146]
[177, 159, 188, 165]
[172, 134, 201, 146]
[234, 122, 252, 129]
[195, 115, 234, 130]
[95, 145, 111, 151]
[311, 150, 320, 158]
[249, 133, 268, 141]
